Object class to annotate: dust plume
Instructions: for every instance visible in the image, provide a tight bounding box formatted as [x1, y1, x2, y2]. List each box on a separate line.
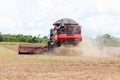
[52, 36, 120, 57]
[53, 45, 82, 56]
[78, 36, 109, 57]
[80, 36, 120, 57]
[52, 36, 109, 57]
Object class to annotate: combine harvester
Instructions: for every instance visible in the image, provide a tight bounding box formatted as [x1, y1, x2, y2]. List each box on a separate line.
[18, 18, 82, 54]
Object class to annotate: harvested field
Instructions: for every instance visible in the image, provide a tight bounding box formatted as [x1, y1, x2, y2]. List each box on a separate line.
[0, 45, 120, 80]
[1, 45, 18, 51]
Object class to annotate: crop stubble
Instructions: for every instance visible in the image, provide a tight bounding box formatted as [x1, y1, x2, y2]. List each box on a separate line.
[0, 45, 120, 80]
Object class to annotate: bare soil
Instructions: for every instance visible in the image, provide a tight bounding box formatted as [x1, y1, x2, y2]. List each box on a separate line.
[1, 45, 18, 51]
[0, 45, 120, 80]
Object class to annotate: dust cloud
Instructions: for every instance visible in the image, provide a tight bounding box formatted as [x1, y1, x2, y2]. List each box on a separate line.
[78, 36, 109, 57]
[53, 36, 120, 57]
[53, 46, 81, 56]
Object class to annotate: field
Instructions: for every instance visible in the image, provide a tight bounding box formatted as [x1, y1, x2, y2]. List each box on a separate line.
[0, 45, 120, 80]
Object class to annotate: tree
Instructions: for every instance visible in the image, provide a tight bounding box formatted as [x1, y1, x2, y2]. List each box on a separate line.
[31, 37, 38, 43]
[43, 36, 48, 39]
[96, 34, 120, 47]
[102, 34, 111, 39]
[0, 33, 3, 42]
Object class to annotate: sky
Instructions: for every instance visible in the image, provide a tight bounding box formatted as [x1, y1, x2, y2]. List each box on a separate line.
[0, 0, 120, 38]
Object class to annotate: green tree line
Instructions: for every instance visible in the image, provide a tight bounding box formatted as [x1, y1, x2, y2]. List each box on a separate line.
[0, 33, 48, 44]
[0, 33, 120, 47]
[96, 34, 120, 47]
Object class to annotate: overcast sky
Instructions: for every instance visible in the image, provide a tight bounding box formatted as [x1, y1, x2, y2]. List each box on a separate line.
[0, 0, 120, 38]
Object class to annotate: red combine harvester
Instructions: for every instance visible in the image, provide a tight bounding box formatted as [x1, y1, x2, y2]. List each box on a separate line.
[18, 18, 82, 54]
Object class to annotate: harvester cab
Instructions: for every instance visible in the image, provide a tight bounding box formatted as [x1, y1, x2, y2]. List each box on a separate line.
[48, 18, 82, 51]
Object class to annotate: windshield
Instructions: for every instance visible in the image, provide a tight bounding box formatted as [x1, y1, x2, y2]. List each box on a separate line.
[57, 25, 81, 34]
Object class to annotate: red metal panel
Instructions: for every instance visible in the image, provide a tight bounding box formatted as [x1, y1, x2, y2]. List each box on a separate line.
[18, 46, 48, 54]
[57, 34, 82, 41]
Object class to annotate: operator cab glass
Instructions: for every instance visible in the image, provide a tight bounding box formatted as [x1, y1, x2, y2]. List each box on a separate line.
[57, 24, 81, 35]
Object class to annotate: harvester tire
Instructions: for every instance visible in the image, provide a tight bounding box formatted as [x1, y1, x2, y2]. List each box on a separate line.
[48, 41, 53, 51]
[19, 52, 22, 54]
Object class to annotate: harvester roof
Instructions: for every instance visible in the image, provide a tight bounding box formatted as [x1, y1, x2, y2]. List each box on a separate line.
[53, 18, 79, 26]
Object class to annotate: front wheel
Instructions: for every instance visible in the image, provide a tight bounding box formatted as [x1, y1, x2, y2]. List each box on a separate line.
[47, 41, 53, 51]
